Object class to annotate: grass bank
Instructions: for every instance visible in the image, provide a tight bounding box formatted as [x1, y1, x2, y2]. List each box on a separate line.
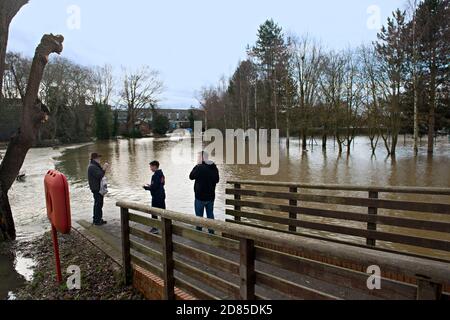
[15, 230, 143, 300]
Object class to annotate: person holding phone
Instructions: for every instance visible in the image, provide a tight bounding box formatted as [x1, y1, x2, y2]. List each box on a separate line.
[88, 153, 109, 226]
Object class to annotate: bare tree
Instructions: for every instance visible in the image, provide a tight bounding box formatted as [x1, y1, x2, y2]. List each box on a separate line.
[0, 0, 29, 99]
[198, 85, 227, 131]
[342, 49, 363, 156]
[319, 51, 346, 154]
[406, 0, 420, 155]
[2, 52, 31, 99]
[120, 66, 163, 134]
[360, 45, 385, 156]
[291, 35, 323, 151]
[375, 9, 408, 157]
[93, 64, 114, 105]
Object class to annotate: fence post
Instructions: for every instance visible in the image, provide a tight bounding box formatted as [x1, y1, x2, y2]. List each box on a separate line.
[416, 278, 442, 300]
[289, 187, 298, 232]
[239, 238, 255, 300]
[120, 207, 132, 286]
[161, 217, 175, 300]
[366, 191, 378, 246]
[234, 183, 242, 222]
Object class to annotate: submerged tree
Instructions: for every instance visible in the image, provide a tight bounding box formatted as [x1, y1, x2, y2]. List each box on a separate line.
[291, 35, 323, 151]
[94, 103, 112, 140]
[375, 9, 409, 157]
[0, 0, 64, 241]
[251, 19, 290, 130]
[415, 0, 449, 154]
[121, 66, 163, 136]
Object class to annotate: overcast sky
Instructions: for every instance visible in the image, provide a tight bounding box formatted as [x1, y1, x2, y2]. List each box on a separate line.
[8, 0, 405, 109]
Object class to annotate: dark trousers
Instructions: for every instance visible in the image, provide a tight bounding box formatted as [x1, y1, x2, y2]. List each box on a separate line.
[151, 199, 166, 220]
[195, 199, 215, 234]
[93, 192, 104, 223]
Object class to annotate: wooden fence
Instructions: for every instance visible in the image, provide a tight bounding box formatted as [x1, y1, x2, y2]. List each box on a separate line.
[117, 200, 450, 300]
[226, 181, 450, 261]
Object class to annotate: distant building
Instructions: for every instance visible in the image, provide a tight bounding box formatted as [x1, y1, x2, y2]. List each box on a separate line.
[116, 108, 205, 133]
[0, 98, 95, 143]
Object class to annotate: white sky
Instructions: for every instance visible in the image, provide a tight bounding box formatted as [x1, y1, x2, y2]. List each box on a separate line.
[8, 0, 405, 108]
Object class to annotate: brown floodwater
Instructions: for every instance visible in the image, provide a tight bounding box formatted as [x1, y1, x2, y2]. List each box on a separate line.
[5, 135, 450, 241]
[2, 135, 449, 298]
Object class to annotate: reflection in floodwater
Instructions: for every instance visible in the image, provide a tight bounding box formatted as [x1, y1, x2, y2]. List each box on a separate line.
[2, 135, 450, 296]
[6, 136, 450, 241]
[0, 245, 35, 300]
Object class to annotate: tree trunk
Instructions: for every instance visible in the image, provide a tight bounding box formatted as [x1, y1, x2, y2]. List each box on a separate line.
[302, 135, 307, 151]
[0, 188, 15, 241]
[0, 34, 64, 241]
[322, 134, 327, 150]
[286, 113, 290, 150]
[428, 64, 437, 155]
[391, 134, 398, 156]
[427, 100, 435, 154]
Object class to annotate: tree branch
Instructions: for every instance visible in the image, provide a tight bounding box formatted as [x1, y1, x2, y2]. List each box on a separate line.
[0, 33, 64, 192]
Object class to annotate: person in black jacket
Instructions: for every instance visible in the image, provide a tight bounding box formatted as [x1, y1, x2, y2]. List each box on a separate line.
[87, 153, 109, 226]
[189, 151, 219, 234]
[144, 161, 166, 234]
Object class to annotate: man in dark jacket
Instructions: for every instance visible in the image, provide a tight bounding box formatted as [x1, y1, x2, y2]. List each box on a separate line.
[88, 153, 109, 226]
[144, 161, 166, 234]
[189, 151, 219, 234]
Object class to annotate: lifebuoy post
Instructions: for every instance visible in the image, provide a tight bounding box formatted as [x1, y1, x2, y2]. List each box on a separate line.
[44, 170, 72, 283]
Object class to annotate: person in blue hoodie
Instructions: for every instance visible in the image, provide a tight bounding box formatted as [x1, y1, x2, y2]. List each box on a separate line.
[143, 161, 166, 234]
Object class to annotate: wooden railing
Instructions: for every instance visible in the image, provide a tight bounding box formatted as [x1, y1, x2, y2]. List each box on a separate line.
[226, 181, 450, 261]
[117, 200, 450, 300]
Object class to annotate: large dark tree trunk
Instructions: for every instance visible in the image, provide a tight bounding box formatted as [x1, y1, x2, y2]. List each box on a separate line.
[0, 188, 15, 241]
[428, 63, 437, 154]
[0, 33, 64, 241]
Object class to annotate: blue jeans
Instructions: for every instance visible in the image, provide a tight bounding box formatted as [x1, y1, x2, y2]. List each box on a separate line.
[194, 199, 215, 234]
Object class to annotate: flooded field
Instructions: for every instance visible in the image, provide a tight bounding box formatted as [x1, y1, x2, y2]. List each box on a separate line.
[1, 135, 449, 298]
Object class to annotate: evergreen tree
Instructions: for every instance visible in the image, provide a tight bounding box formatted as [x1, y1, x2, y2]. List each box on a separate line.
[415, 0, 449, 153]
[375, 9, 409, 156]
[94, 103, 112, 140]
[152, 114, 170, 135]
[251, 19, 290, 129]
[111, 109, 119, 137]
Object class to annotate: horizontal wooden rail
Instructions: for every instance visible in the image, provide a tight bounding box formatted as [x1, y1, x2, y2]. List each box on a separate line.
[225, 180, 450, 261]
[226, 189, 450, 215]
[117, 201, 450, 287]
[255, 270, 340, 300]
[255, 246, 417, 300]
[174, 277, 218, 300]
[174, 259, 240, 299]
[226, 205, 450, 233]
[173, 241, 240, 275]
[225, 209, 450, 252]
[227, 180, 450, 196]
[172, 224, 239, 252]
